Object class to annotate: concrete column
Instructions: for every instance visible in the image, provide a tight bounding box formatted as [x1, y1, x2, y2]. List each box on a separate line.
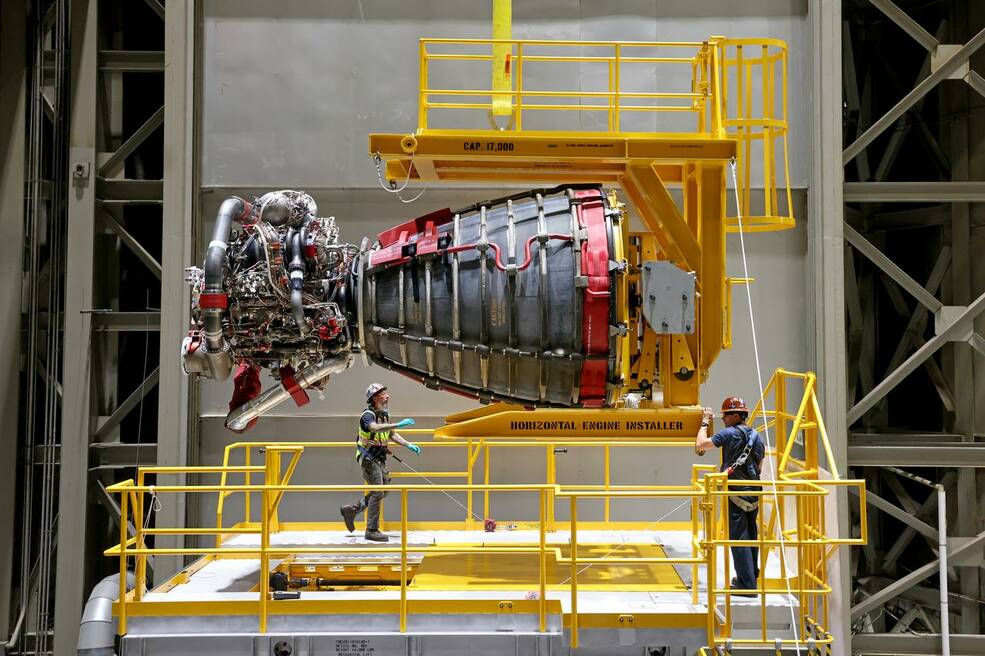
[157, 0, 197, 579]
[53, 0, 99, 654]
[811, 0, 851, 650]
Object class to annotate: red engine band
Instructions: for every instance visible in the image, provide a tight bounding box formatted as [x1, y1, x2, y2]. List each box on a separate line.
[279, 366, 311, 407]
[198, 293, 229, 309]
[575, 189, 611, 406]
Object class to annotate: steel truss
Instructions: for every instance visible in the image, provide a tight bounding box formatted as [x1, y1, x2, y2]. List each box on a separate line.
[0, 1, 178, 655]
[842, 1, 985, 653]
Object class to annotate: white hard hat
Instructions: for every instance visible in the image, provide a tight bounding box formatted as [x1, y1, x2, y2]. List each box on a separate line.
[366, 383, 387, 402]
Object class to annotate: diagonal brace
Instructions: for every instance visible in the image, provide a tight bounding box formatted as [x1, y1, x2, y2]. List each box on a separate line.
[621, 164, 701, 275]
[845, 224, 942, 313]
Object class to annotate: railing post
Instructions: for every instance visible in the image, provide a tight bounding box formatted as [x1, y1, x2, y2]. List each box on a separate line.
[418, 40, 427, 130]
[547, 445, 556, 529]
[259, 485, 270, 633]
[135, 487, 145, 601]
[539, 488, 547, 632]
[515, 42, 523, 131]
[483, 443, 491, 521]
[119, 489, 129, 635]
[613, 43, 621, 132]
[401, 488, 408, 632]
[704, 477, 716, 649]
[603, 446, 611, 523]
[244, 445, 251, 524]
[466, 437, 474, 529]
[569, 495, 578, 649]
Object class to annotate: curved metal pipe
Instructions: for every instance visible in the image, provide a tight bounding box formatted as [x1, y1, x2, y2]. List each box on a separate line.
[77, 572, 134, 656]
[288, 230, 306, 333]
[225, 355, 352, 431]
[198, 197, 250, 381]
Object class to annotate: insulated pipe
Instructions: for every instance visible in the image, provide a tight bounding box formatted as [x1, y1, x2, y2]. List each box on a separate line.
[225, 355, 352, 431]
[288, 230, 306, 333]
[77, 572, 134, 656]
[197, 196, 250, 381]
[938, 484, 950, 656]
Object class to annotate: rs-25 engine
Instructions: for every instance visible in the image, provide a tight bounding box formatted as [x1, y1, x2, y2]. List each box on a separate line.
[182, 191, 358, 431]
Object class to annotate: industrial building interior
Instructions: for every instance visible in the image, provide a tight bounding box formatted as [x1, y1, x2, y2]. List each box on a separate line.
[1, 0, 984, 655]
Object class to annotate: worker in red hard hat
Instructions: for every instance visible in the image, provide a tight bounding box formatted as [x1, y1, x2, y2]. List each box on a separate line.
[694, 396, 765, 597]
[340, 383, 421, 542]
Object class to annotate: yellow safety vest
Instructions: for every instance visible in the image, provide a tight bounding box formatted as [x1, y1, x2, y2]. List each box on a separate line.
[356, 409, 391, 461]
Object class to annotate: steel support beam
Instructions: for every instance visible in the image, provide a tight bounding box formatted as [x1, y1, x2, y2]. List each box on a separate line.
[54, 0, 99, 653]
[849, 486, 938, 540]
[98, 50, 164, 72]
[93, 366, 160, 441]
[965, 70, 985, 100]
[849, 444, 985, 467]
[845, 224, 942, 313]
[91, 311, 161, 331]
[812, 1, 851, 651]
[847, 289, 985, 423]
[157, 0, 196, 581]
[97, 105, 164, 177]
[100, 211, 163, 279]
[845, 181, 985, 202]
[851, 529, 985, 619]
[867, 0, 939, 51]
[853, 633, 985, 654]
[843, 26, 985, 164]
[0, 0, 27, 640]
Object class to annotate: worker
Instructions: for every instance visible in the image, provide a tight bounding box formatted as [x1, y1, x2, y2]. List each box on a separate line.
[340, 383, 421, 542]
[694, 396, 765, 597]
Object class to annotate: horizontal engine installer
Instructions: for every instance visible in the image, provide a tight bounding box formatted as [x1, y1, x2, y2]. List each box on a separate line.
[340, 383, 420, 542]
[694, 396, 765, 597]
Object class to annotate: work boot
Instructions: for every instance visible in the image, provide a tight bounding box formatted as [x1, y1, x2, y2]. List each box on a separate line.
[730, 577, 756, 598]
[340, 505, 356, 533]
[364, 530, 389, 542]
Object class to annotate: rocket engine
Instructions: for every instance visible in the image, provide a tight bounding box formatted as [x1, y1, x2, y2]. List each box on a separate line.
[183, 186, 627, 431]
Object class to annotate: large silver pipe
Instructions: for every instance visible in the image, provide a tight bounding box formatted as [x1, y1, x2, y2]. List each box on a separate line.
[938, 484, 950, 656]
[77, 572, 134, 656]
[225, 355, 352, 431]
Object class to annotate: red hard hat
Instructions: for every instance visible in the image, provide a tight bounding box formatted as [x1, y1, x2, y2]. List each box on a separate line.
[721, 396, 749, 414]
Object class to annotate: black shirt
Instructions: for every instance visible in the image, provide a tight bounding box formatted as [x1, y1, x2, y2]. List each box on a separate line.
[711, 424, 765, 481]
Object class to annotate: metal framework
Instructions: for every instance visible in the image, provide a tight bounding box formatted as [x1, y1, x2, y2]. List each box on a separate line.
[103, 369, 865, 654]
[841, 1, 985, 652]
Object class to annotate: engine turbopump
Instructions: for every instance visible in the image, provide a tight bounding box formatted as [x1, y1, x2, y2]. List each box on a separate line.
[182, 191, 358, 431]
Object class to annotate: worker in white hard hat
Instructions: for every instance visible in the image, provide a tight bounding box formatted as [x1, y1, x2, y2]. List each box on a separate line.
[340, 383, 420, 542]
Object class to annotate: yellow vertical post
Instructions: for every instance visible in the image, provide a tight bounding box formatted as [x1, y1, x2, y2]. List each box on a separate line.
[569, 495, 578, 649]
[742, 59, 753, 217]
[603, 446, 611, 523]
[118, 489, 128, 635]
[491, 0, 512, 117]
[775, 370, 786, 462]
[705, 478, 716, 649]
[244, 446, 251, 525]
[539, 488, 547, 632]
[607, 55, 615, 132]
[135, 487, 145, 601]
[260, 485, 269, 633]
[546, 445, 556, 529]
[418, 40, 428, 130]
[265, 448, 281, 533]
[735, 44, 746, 217]
[483, 443, 491, 520]
[762, 45, 773, 217]
[400, 489, 408, 632]
[613, 43, 621, 132]
[515, 42, 524, 130]
[698, 164, 726, 374]
[466, 437, 474, 529]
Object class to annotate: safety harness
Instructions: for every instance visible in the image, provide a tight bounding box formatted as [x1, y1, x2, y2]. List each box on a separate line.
[356, 408, 391, 462]
[724, 424, 761, 512]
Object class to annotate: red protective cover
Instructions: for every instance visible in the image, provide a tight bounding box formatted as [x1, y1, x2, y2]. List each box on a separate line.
[228, 363, 261, 433]
[279, 365, 311, 407]
[198, 293, 228, 309]
[575, 189, 611, 406]
[377, 207, 453, 247]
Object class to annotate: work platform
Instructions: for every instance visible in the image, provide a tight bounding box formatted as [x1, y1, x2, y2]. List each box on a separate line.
[106, 371, 865, 655]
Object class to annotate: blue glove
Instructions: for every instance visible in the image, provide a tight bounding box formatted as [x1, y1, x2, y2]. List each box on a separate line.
[407, 443, 422, 455]
[395, 418, 416, 428]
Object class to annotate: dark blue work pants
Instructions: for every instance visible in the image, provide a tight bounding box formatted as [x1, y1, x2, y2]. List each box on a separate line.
[728, 499, 760, 590]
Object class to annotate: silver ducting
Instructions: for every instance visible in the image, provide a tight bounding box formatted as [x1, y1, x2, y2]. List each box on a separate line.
[77, 572, 134, 656]
[225, 355, 353, 431]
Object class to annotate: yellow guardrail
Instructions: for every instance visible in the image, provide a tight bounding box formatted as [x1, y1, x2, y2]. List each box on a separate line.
[415, 37, 793, 231]
[106, 369, 864, 652]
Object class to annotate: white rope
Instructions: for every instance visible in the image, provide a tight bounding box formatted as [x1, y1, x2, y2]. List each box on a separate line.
[392, 453, 484, 522]
[373, 152, 427, 203]
[730, 159, 802, 654]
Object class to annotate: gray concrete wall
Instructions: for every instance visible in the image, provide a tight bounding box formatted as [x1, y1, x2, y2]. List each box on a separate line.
[192, 1, 812, 528]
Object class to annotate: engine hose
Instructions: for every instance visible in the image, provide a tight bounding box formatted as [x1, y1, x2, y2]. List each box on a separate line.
[289, 231, 306, 333]
[204, 197, 249, 351]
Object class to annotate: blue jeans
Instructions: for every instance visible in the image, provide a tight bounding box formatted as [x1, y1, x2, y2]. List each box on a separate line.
[728, 499, 760, 590]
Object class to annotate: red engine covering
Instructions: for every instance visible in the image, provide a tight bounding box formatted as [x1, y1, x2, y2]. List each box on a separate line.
[575, 189, 611, 407]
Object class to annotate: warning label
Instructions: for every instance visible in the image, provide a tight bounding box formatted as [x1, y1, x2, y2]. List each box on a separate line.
[334, 639, 375, 655]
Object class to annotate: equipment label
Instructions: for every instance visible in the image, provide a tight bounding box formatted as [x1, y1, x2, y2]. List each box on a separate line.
[334, 639, 376, 655]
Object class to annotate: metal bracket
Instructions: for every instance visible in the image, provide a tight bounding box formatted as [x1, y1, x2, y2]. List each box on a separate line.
[640, 260, 696, 334]
[496, 600, 515, 631]
[617, 614, 635, 645]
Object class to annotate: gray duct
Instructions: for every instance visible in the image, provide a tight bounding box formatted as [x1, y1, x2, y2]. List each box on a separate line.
[200, 196, 250, 381]
[288, 229, 306, 333]
[225, 354, 353, 431]
[77, 572, 134, 656]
